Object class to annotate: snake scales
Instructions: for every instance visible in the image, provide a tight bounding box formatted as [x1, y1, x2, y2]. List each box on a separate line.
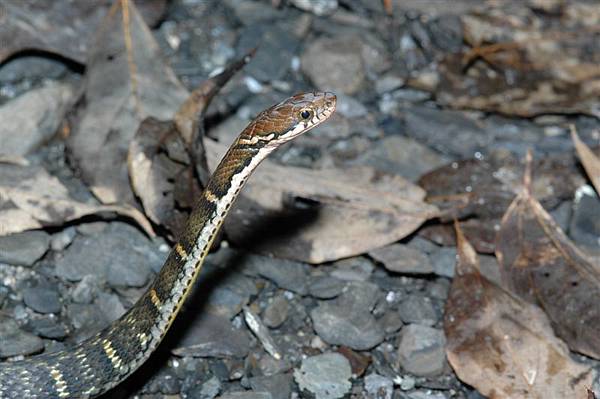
[0, 92, 336, 398]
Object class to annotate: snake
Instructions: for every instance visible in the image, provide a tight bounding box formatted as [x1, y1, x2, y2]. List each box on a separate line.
[0, 91, 337, 398]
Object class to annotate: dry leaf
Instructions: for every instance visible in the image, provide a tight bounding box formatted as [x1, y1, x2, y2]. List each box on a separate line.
[496, 153, 600, 359]
[67, 0, 188, 206]
[0, 0, 166, 63]
[571, 126, 600, 195]
[435, 2, 600, 117]
[206, 140, 438, 264]
[0, 163, 153, 237]
[445, 222, 595, 398]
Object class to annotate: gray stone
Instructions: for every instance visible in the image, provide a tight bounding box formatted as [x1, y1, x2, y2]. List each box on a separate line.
[294, 353, 352, 399]
[23, 287, 61, 314]
[397, 324, 446, 377]
[0, 83, 73, 157]
[71, 275, 101, 304]
[301, 35, 366, 94]
[27, 316, 69, 339]
[311, 282, 383, 350]
[96, 292, 126, 322]
[570, 189, 600, 250]
[308, 275, 346, 299]
[242, 254, 308, 295]
[263, 295, 289, 328]
[330, 257, 374, 281]
[429, 246, 457, 278]
[369, 244, 433, 275]
[248, 373, 293, 399]
[364, 373, 393, 399]
[50, 227, 77, 252]
[55, 222, 165, 287]
[0, 318, 44, 357]
[334, 93, 368, 119]
[290, 0, 337, 16]
[375, 74, 405, 95]
[380, 311, 403, 334]
[0, 56, 68, 83]
[549, 200, 572, 232]
[219, 392, 272, 399]
[0, 230, 51, 267]
[199, 375, 221, 399]
[398, 295, 439, 326]
[172, 312, 251, 358]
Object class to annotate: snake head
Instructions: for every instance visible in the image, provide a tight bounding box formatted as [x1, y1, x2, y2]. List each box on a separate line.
[240, 91, 337, 148]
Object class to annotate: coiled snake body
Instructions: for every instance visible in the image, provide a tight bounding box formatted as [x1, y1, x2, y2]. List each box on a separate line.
[0, 92, 336, 398]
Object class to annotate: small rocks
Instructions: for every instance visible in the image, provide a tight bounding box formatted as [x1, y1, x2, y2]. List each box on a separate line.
[0, 230, 51, 266]
[263, 295, 289, 328]
[308, 275, 346, 299]
[248, 373, 293, 399]
[22, 286, 61, 314]
[397, 324, 446, 377]
[0, 318, 44, 357]
[570, 188, 600, 250]
[429, 247, 457, 278]
[242, 254, 309, 295]
[290, 0, 337, 16]
[294, 353, 352, 399]
[398, 295, 439, 326]
[26, 316, 69, 339]
[364, 373, 394, 399]
[369, 244, 433, 275]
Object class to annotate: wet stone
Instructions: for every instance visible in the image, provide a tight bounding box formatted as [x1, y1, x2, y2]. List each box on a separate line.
[294, 353, 352, 399]
[248, 373, 293, 399]
[364, 373, 394, 399]
[22, 286, 61, 314]
[398, 295, 439, 326]
[0, 230, 51, 267]
[0, 318, 44, 358]
[263, 295, 289, 328]
[397, 324, 446, 377]
[55, 222, 165, 287]
[308, 275, 346, 299]
[369, 244, 434, 275]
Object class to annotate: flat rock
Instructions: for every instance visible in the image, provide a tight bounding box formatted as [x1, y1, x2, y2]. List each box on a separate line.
[55, 222, 165, 287]
[23, 287, 61, 314]
[248, 373, 293, 399]
[241, 254, 308, 295]
[570, 189, 600, 250]
[294, 353, 352, 399]
[369, 244, 433, 275]
[172, 312, 251, 358]
[364, 373, 394, 399]
[219, 393, 272, 399]
[397, 324, 446, 377]
[0, 82, 73, 157]
[26, 316, 69, 339]
[263, 295, 289, 328]
[0, 230, 51, 267]
[308, 275, 346, 299]
[397, 295, 439, 326]
[0, 318, 44, 358]
[429, 246, 457, 278]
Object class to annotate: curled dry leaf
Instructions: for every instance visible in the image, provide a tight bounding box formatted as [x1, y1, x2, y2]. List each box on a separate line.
[496, 153, 600, 359]
[68, 0, 187, 206]
[436, 2, 600, 117]
[571, 126, 600, 195]
[206, 140, 439, 264]
[0, 163, 154, 237]
[445, 222, 595, 398]
[418, 153, 584, 253]
[0, 0, 166, 64]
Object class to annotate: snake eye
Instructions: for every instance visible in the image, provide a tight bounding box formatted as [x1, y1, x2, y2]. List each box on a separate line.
[300, 110, 312, 120]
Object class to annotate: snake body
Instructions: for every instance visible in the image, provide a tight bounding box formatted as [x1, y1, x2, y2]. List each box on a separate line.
[0, 92, 336, 398]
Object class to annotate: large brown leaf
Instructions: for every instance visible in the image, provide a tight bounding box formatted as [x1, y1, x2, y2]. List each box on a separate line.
[0, 0, 166, 63]
[445, 222, 595, 398]
[0, 163, 153, 237]
[206, 140, 439, 264]
[496, 153, 600, 359]
[67, 0, 188, 206]
[572, 127, 600, 196]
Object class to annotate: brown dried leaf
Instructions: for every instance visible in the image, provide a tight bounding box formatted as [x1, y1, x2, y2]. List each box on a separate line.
[496, 154, 600, 359]
[206, 140, 438, 264]
[67, 0, 187, 206]
[571, 126, 600, 195]
[0, 164, 153, 237]
[436, 2, 600, 117]
[0, 0, 166, 63]
[445, 222, 595, 398]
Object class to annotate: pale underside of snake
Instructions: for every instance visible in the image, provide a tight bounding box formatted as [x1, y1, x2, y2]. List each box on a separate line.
[0, 91, 337, 398]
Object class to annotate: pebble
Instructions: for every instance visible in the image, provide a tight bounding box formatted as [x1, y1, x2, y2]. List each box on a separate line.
[301, 35, 366, 94]
[242, 254, 309, 295]
[290, 0, 338, 16]
[311, 282, 384, 350]
[330, 257, 374, 281]
[219, 392, 272, 399]
[26, 316, 69, 339]
[262, 295, 289, 328]
[369, 244, 434, 275]
[0, 318, 44, 357]
[397, 324, 446, 377]
[429, 247, 457, 278]
[308, 275, 346, 299]
[570, 189, 600, 250]
[23, 286, 61, 314]
[364, 373, 394, 399]
[70, 275, 101, 304]
[398, 295, 439, 326]
[294, 353, 352, 399]
[198, 375, 221, 399]
[55, 222, 164, 287]
[50, 226, 77, 252]
[243, 306, 281, 360]
[380, 310, 404, 334]
[0, 230, 51, 267]
[248, 373, 293, 399]
[334, 93, 369, 119]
